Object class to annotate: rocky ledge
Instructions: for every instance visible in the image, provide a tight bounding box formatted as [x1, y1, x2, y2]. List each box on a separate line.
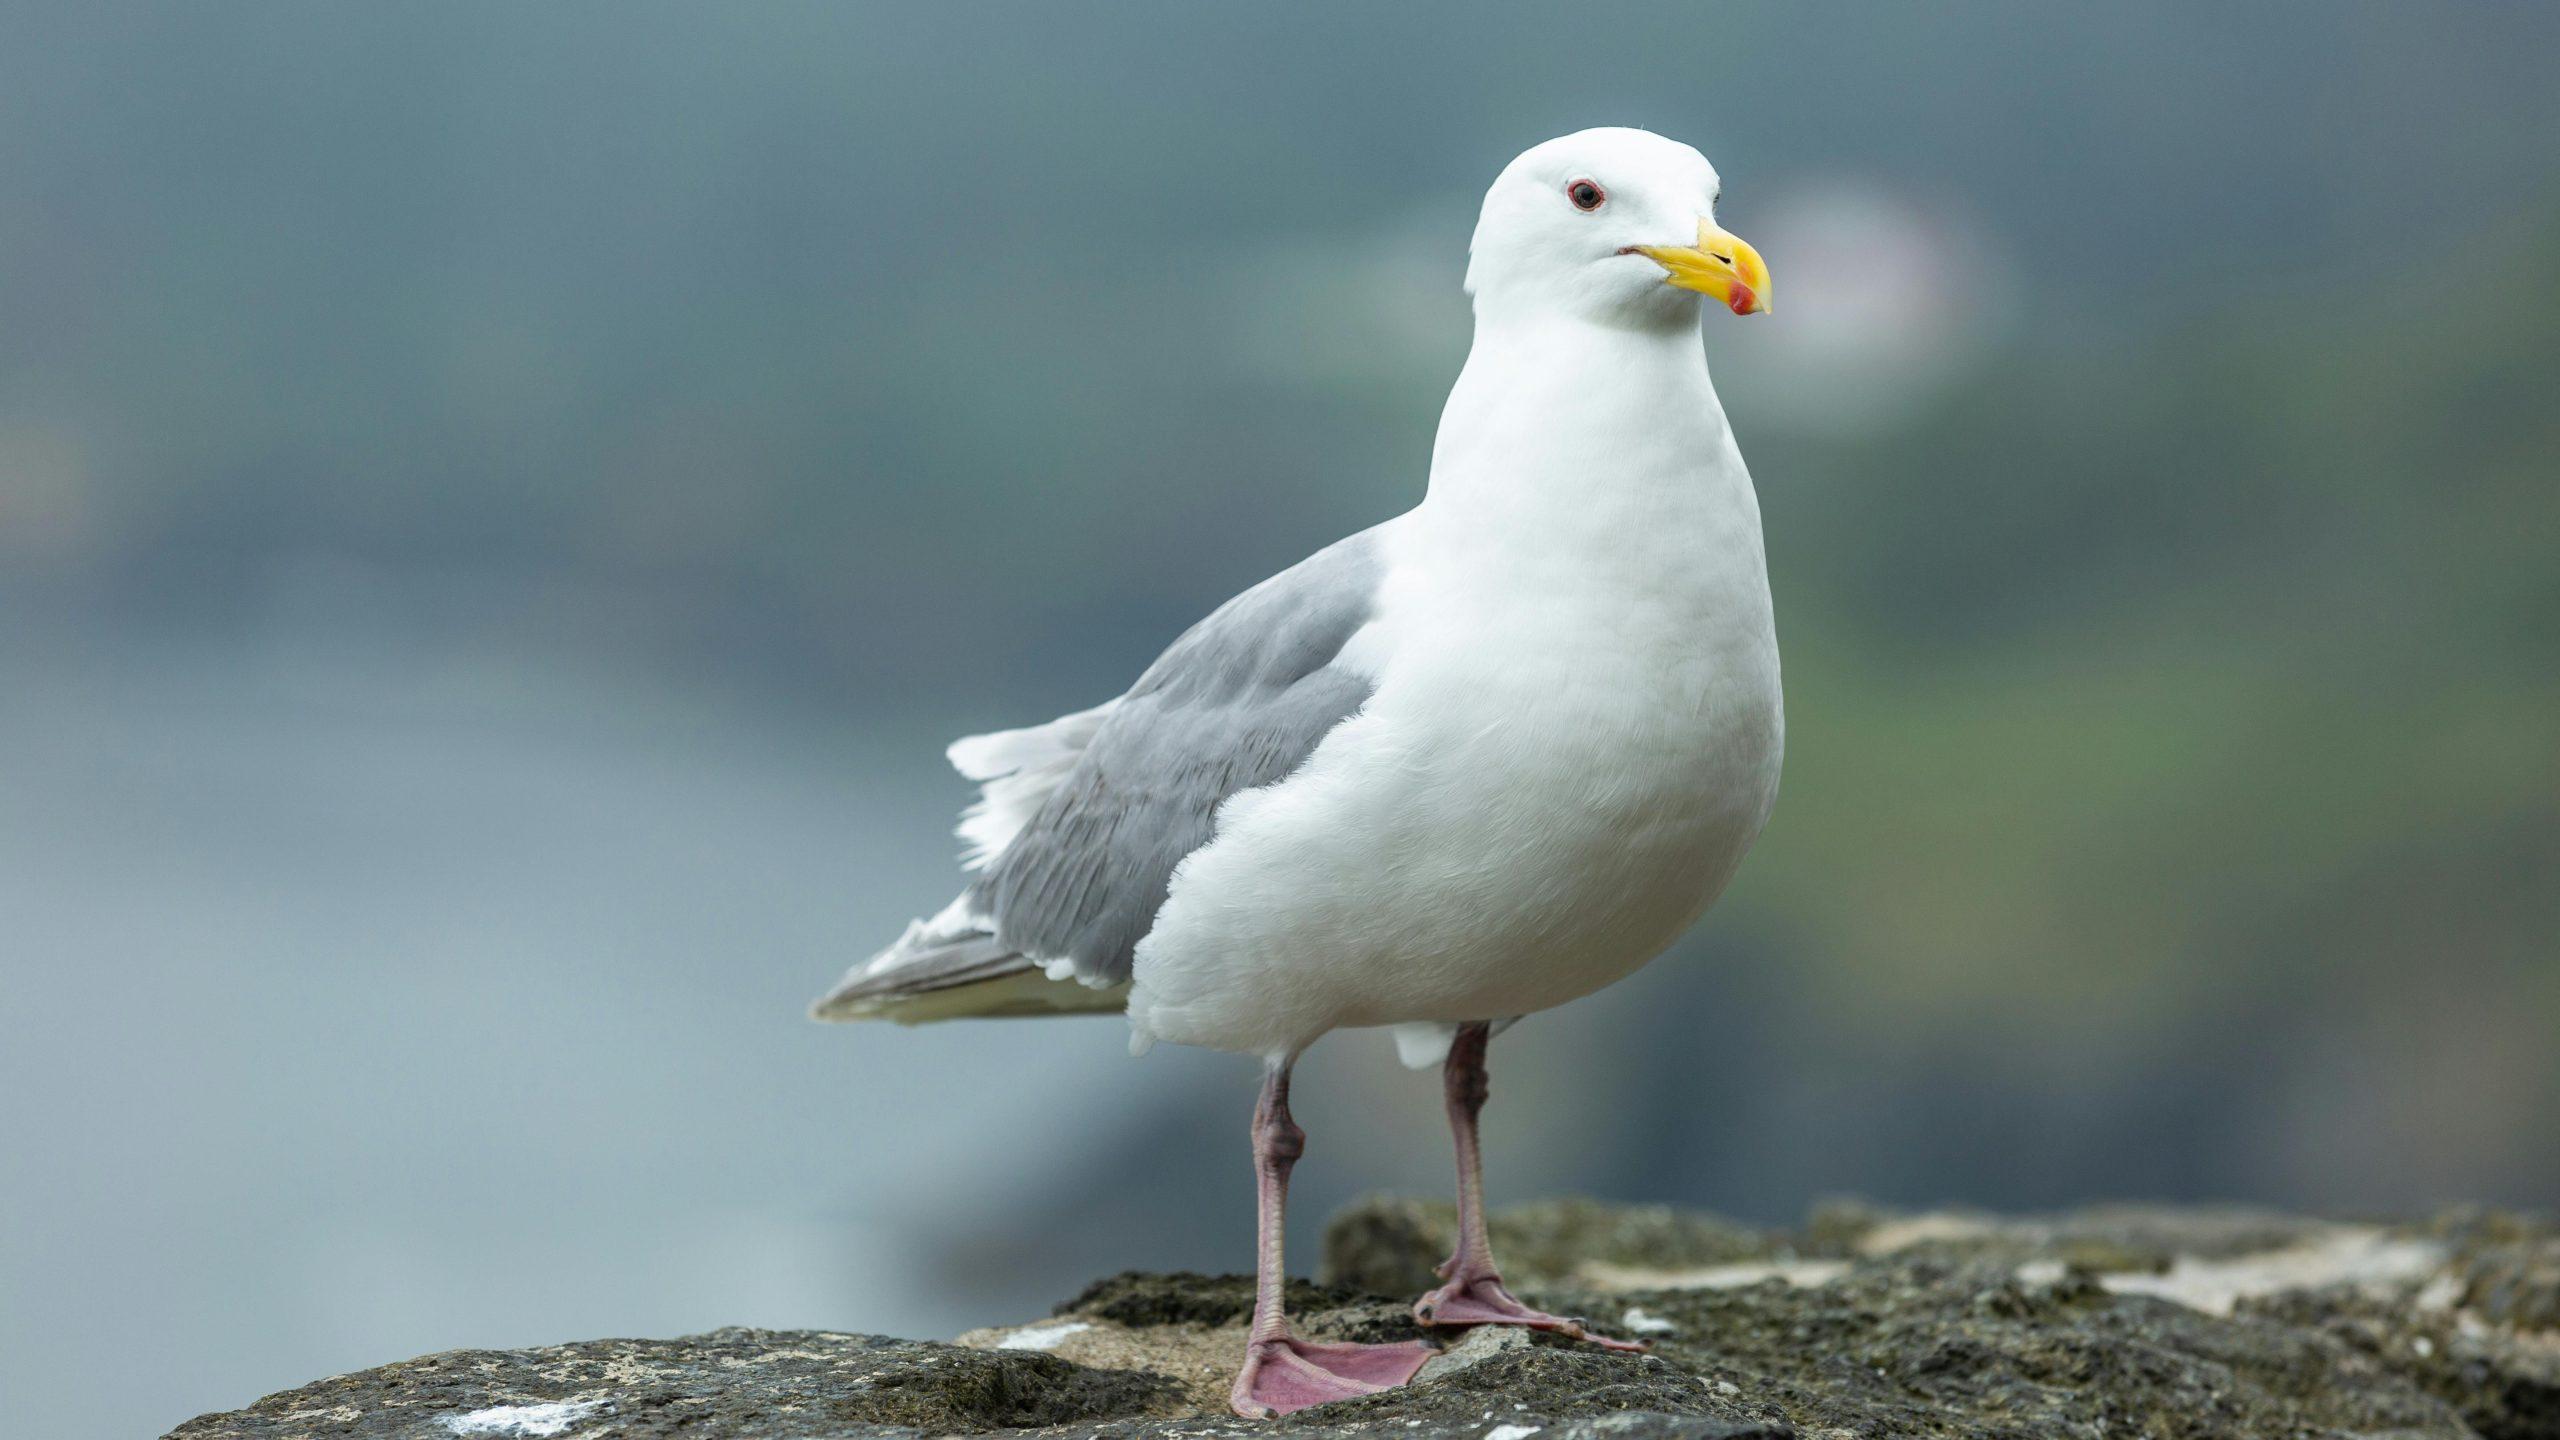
[172, 1198, 2560, 1440]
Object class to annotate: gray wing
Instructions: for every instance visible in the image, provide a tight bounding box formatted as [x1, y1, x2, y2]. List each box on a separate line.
[967, 526, 1384, 985]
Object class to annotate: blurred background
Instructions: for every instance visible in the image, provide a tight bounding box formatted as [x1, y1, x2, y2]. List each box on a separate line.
[4, 3, 2557, 1435]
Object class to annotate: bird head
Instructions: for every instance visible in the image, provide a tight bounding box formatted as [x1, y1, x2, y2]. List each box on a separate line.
[1465, 127, 1771, 327]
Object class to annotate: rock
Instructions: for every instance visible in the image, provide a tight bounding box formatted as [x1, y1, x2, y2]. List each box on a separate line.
[1792, 1197, 2345, 1270]
[1411, 1323, 1537, 1384]
[2245, 1287, 2560, 1440]
[2430, 1208, 2560, 1335]
[171, 1200, 2560, 1440]
[163, 1328, 1178, 1439]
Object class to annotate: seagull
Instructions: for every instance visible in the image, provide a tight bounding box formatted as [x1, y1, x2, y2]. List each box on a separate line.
[814, 127, 1781, 1419]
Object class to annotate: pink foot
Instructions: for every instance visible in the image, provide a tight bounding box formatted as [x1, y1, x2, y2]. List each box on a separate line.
[1412, 1274, 1649, 1352]
[1228, 1336, 1436, 1418]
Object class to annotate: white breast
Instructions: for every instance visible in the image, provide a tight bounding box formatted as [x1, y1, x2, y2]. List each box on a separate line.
[1127, 317, 1783, 1061]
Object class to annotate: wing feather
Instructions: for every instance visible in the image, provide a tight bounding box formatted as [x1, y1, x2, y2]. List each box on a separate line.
[812, 527, 1386, 1023]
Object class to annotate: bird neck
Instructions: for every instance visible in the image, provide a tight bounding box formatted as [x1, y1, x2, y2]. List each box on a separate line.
[1418, 310, 1742, 542]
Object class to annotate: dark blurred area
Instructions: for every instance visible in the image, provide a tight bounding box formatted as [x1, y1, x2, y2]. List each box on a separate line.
[4, 4, 2556, 1437]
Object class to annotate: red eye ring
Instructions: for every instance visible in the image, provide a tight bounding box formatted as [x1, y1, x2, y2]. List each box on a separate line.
[1565, 178, 1606, 212]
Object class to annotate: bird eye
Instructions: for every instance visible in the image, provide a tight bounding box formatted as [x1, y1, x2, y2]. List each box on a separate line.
[1565, 179, 1606, 212]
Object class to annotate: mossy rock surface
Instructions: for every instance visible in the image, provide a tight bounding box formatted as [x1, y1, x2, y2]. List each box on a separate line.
[170, 1200, 2560, 1440]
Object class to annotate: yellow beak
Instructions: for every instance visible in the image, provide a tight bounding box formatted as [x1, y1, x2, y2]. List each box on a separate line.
[1630, 219, 1772, 316]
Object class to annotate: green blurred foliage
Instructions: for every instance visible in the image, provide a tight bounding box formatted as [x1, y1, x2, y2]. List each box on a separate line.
[1742, 211, 2560, 1044]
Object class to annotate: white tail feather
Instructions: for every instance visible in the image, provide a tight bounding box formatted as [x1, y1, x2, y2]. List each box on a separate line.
[947, 701, 1117, 870]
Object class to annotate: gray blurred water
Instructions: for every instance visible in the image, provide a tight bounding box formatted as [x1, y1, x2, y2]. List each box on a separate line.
[0, 599, 1161, 1431]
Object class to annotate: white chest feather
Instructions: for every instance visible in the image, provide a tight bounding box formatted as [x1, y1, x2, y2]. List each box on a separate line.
[1128, 317, 1783, 1060]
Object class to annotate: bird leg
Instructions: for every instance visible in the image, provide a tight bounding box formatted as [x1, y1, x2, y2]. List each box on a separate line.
[1230, 1058, 1435, 1418]
[1411, 1023, 1647, 1351]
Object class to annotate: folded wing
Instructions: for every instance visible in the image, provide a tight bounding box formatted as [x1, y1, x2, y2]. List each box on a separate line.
[812, 528, 1385, 1023]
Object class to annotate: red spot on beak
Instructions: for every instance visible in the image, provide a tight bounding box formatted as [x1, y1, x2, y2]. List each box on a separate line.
[1726, 282, 1759, 317]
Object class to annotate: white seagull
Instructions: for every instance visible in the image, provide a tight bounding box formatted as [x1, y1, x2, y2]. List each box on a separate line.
[815, 126, 1782, 1418]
